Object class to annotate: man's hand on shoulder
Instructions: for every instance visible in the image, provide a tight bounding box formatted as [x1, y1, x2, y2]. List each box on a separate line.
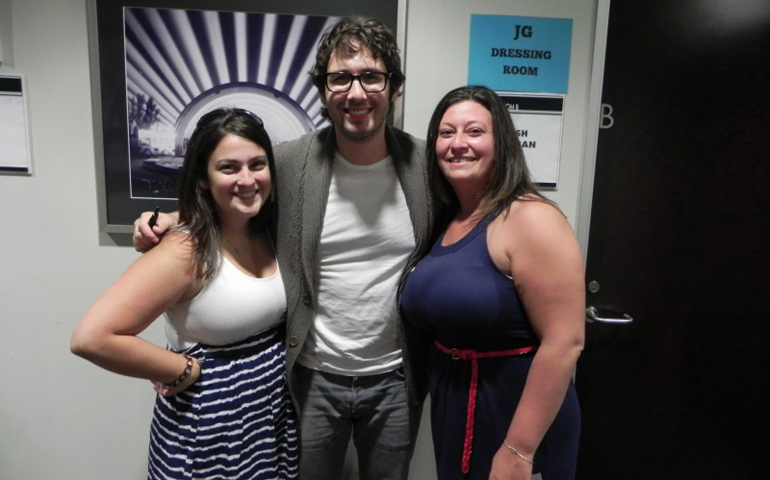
[133, 211, 178, 252]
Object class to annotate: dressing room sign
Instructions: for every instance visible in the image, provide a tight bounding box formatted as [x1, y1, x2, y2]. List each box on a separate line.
[468, 15, 573, 94]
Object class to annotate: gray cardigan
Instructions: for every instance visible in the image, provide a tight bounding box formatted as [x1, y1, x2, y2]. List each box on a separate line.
[273, 125, 433, 408]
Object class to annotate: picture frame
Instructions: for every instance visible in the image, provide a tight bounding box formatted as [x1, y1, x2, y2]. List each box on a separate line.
[87, 0, 402, 234]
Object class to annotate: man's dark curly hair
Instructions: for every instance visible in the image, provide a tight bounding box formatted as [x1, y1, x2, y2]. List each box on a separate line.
[310, 17, 405, 118]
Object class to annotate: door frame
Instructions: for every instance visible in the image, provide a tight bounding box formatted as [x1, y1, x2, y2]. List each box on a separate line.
[576, 0, 611, 261]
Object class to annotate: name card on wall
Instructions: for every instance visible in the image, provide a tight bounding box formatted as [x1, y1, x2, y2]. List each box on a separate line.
[500, 93, 565, 188]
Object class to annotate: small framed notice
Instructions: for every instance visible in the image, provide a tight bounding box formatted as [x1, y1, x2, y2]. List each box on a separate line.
[0, 74, 33, 175]
[499, 93, 564, 188]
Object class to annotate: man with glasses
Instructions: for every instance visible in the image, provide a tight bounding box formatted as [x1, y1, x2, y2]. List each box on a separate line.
[134, 17, 431, 480]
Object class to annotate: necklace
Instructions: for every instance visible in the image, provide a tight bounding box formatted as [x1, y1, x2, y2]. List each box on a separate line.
[224, 235, 251, 257]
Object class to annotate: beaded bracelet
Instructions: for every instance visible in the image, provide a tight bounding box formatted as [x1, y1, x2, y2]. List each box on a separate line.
[167, 354, 197, 387]
[503, 440, 533, 465]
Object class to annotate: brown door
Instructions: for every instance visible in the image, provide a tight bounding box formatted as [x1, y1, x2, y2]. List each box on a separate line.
[576, 1, 770, 478]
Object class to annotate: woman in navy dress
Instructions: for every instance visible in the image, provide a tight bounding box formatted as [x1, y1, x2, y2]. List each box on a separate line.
[401, 86, 584, 480]
[72, 109, 298, 479]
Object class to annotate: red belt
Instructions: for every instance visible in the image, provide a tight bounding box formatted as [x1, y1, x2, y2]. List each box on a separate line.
[434, 339, 537, 474]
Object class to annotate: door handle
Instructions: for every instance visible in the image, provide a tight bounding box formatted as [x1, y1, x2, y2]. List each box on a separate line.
[586, 306, 633, 324]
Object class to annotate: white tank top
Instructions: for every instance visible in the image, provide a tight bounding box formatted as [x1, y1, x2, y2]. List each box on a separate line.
[164, 256, 286, 350]
[298, 153, 415, 375]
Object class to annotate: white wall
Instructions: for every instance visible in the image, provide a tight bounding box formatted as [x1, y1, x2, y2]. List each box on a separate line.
[0, 0, 599, 478]
[0, 1, 160, 478]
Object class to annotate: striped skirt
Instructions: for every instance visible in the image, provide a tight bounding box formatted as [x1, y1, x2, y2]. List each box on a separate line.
[147, 326, 299, 480]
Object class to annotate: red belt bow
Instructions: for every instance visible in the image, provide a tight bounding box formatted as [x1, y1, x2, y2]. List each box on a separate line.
[434, 340, 537, 474]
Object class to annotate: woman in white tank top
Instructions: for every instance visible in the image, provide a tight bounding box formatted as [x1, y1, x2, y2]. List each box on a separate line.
[71, 108, 299, 479]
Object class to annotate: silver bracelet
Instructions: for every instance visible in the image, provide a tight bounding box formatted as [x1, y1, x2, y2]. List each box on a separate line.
[503, 440, 533, 465]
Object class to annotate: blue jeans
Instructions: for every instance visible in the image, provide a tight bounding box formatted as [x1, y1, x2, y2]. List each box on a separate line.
[294, 364, 420, 480]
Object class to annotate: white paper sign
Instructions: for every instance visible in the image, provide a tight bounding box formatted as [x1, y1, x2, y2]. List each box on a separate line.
[0, 74, 32, 174]
[498, 93, 564, 187]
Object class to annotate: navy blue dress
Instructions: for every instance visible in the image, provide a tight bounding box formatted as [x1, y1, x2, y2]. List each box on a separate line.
[400, 219, 580, 480]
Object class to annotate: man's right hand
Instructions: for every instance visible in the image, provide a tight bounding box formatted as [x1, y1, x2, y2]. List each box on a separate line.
[133, 211, 177, 252]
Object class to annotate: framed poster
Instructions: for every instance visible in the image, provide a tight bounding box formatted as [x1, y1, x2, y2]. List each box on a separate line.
[87, 0, 401, 233]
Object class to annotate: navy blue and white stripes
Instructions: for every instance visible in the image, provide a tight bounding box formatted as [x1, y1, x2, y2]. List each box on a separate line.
[147, 326, 299, 479]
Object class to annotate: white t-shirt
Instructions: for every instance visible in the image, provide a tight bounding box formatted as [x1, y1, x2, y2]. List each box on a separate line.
[297, 153, 415, 375]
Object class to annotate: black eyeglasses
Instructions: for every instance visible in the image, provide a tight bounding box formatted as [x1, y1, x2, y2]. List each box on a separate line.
[320, 71, 392, 93]
[195, 108, 263, 131]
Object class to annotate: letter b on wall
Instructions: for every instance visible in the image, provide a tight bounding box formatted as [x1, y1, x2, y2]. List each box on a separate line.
[600, 103, 614, 129]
